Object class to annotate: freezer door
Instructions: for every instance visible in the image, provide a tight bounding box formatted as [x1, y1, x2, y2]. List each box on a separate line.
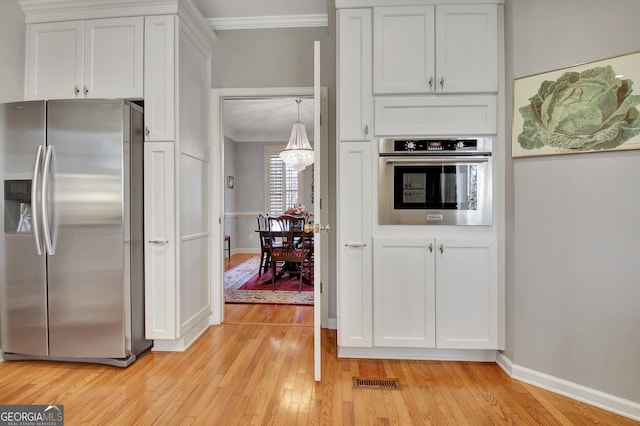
[0, 101, 49, 356]
[46, 99, 127, 359]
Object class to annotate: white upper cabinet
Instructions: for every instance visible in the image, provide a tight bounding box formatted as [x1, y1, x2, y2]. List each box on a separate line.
[373, 4, 498, 95]
[26, 21, 84, 100]
[373, 6, 435, 95]
[26, 17, 143, 100]
[144, 15, 176, 142]
[83, 18, 144, 98]
[337, 8, 373, 142]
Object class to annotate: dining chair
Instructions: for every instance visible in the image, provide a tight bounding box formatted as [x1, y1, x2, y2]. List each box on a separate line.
[256, 213, 272, 277]
[267, 215, 312, 292]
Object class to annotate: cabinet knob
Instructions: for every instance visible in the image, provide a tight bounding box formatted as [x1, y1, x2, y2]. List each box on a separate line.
[145, 126, 150, 137]
[83, 85, 89, 95]
[439, 76, 445, 89]
[364, 124, 369, 136]
[428, 243, 433, 252]
[427, 76, 433, 89]
[74, 85, 80, 95]
[439, 244, 444, 253]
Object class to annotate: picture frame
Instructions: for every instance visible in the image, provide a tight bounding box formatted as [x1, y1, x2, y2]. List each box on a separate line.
[226, 175, 234, 189]
[512, 51, 640, 158]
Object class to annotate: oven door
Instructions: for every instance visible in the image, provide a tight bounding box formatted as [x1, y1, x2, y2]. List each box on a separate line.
[379, 156, 492, 225]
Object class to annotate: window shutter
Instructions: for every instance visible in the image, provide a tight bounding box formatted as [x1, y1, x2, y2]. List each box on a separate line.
[266, 148, 301, 215]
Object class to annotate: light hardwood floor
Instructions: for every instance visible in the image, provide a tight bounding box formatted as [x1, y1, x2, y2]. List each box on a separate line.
[0, 254, 635, 425]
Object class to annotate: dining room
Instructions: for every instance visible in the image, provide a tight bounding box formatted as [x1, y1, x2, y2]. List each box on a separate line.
[222, 96, 317, 308]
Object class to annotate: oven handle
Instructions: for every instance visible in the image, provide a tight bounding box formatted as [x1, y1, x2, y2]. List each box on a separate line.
[383, 156, 490, 165]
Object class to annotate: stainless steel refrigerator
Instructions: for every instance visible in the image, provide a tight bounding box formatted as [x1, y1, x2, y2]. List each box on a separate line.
[0, 99, 152, 367]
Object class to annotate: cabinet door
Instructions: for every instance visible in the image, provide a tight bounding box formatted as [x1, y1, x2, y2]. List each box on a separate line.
[435, 239, 498, 349]
[337, 9, 372, 141]
[144, 142, 177, 340]
[373, 237, 436, 347]
[337, 143, 373, 347]
[374, 95, 497, 136]
[144, 15, 176, 142]
[26, 21, 84, 100]
[373, 6, 435, 95]
[84, 17, 143, 98]
[435, 5, 498, 93]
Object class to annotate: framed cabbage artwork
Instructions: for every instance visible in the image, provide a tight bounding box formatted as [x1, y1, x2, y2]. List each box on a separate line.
[512, 51, 640, 158]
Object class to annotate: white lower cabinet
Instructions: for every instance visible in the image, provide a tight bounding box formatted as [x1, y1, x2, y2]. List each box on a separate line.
[373, 236, 499, 350]
[373, 237, 436, 347]
[435, 239, 499, 349]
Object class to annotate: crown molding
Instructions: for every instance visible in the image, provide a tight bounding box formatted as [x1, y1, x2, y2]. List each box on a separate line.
[207, 14, 328, 31]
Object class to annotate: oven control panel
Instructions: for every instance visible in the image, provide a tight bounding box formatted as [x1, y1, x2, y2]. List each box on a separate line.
[394, 139, 477, 152]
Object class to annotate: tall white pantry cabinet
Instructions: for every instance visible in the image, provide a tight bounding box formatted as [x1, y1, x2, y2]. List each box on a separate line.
[336, 0, 505, 359]
[20, 0, 215, 351]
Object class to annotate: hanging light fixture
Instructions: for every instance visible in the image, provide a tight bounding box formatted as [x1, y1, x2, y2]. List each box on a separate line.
[280, 99, 314, 173]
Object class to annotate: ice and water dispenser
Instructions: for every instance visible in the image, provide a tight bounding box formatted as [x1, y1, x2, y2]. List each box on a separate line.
[4, 179, 32, 234]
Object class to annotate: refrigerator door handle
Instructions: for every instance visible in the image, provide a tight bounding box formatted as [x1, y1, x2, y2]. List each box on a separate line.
[41, 144, 55, 255]
[31, 145, 44, 256]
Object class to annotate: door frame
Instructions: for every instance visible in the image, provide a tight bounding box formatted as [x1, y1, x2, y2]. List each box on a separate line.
[209, 86, 329, 327]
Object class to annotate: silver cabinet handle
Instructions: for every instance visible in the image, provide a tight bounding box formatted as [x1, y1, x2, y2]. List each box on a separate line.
[428, 243, 433, 253]
[31, 145, 44, 256]
[41, 145, 55, 256]
[345, 242, 366, 247]
[384, 156, 489, 165]
[74, 85, 80, 95]
[427, 76, 433, 89]
[364, 124, 369, 136]
[439, 244, 444, 254]
[440, 76, 445, 88]
[148, 239, 169, 244]
[83, 85, 89, 95]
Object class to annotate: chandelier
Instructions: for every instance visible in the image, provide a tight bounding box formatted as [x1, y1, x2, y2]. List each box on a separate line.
[279, 99, 314, 173]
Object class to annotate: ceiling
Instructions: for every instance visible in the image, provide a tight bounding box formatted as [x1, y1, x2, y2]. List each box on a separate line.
[223, 97, 315, 143]
[196, 1, 327, 143]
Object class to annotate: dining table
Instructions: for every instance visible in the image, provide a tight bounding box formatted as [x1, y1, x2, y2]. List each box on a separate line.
[256, 228, 314, 285]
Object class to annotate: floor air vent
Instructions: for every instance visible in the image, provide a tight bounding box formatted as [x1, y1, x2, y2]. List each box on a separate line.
[352, 377, 401, 390]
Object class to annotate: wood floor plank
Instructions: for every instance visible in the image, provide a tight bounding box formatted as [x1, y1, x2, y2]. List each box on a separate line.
[0, 256, 636, 425]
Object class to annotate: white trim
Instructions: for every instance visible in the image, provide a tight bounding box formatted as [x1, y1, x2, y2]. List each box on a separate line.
[224, 211, 262, 218]
[338, 347, 498, 362]
[496, 353, 640, 422]
[336, 0, 503, 8]
[207, 14, 328, 31]
[327, 317, 337, 330]
[152, 315, 210, 352]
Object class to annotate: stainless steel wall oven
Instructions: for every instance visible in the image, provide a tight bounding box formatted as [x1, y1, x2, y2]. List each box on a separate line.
[378, 138, 492, 225]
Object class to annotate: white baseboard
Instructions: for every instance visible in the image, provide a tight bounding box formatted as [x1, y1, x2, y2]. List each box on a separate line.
[339, 346, 498, 362]
[152, 315, 210, 352]
[326, 317, 337, 330]
[496, 352, 640, 422]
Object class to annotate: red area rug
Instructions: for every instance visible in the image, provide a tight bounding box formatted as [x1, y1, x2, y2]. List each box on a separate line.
[225, 257, 314, 305]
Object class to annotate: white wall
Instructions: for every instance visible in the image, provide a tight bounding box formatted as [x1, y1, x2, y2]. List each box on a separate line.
[0, 0, 25, 102]
[506, 0, 640, 403]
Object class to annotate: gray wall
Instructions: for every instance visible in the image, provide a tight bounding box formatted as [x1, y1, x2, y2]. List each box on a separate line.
[224, 137, 314, 252]
[506, 0, 640, 403]
[0, 0, 24, 103]
[212, 25, 338, 318]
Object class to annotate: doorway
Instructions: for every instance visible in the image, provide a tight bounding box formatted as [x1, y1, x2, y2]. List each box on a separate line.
[210, 87, 329, 328]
